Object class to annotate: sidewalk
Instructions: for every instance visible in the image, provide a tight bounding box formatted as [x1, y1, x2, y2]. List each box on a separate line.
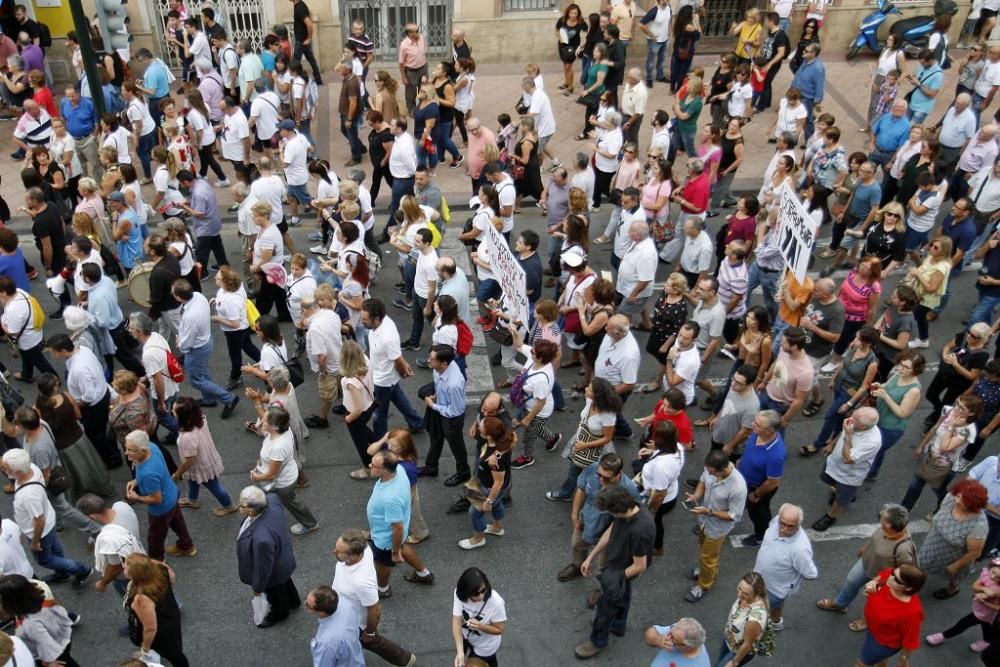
[0, 48, 986, 222]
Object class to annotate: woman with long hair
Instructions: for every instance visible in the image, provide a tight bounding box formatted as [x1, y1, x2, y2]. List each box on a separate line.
[389, 195, 436, 311]
[859, 203, 907, 274]
[577, 12, 603, 88]
[698, 124, 724, 188]
[47, 119, 82, 207]
[595, 141, 643, 245]
[556, 3, 585, 94]
[430, 61, 464, 168]
[670, 6, 701, 94]
[100, 113, 131, 166]
[340, 340, 377, 479]
[451, 567, 507, 665]
[250, 200, 292, 322]
[453, 57, 476, 147]
[825, 257, 883, 371]
[424, 294, 465, 374]
[868, 33, 906, 130]
[366, 110, 395, 203]
[0, 574, 80, 666]
[674, 77, 705, 156]
[414, 83, 441, 171]
[150, 146, 185, 219]
[244, 314, 286, 383]
[711, 117, 745, 213]
[574, 278, 616, 395]
[513, 115, 543, 210]
[508, 329, 560, 470]
[790, 18, 820, 73]
[698, 305, 772, 423]
[335, 220, 371, 349]
[123, 554, 188, 666]
[547, 377, 620, 502]
[185, 89, 227, 183]
[367, 428, 429, 543]
[163, 217, 199, 290]
[868, 350, 926, 480]
[171, 396, 237, 515]
[289, 60, 316, 147]
[211, 264, 259, 388]
[906, 235, 952, 348]
[639, 420, 684, 556]
[460, 416, 515, 550]
[121, 81, 157, 180]
[30, 147, 69, 212]
[576, 42, 611, 139]
[370, 70, 400, 124]
[119, 163, 150, 240]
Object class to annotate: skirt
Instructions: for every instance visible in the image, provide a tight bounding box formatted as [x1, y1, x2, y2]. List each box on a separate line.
[60, 435, 115, 500]
[867, 73, 885, 125]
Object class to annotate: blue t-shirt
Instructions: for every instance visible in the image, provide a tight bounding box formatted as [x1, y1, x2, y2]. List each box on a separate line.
[116, 208, 144, 270]
[650, 625, 712, 666]
[737, 433, 786, 488]
[0, 250, 30, 291]
[366, 471, 411, 551]
[848, 181, 882, 221]
[577, 462, 644, 545]
[909, 65, 943, 114]
[261, 51, 276, 74]
[135, 446, 177, 516]
[143, 61, 171, 98]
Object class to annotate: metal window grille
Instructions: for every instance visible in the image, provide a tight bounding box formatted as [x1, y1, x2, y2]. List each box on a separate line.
[342, 0, 452, 61]
[147, 0, 273, 72]
[503, 0, 558, 11]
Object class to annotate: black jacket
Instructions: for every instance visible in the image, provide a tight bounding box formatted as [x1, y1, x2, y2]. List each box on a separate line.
[237, 493, 297, 594]
[148, 254, 181, 319]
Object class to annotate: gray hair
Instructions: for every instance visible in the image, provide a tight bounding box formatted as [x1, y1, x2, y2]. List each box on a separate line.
[880, 503, 909, 531]
[6, 55, 23, 70]
[268, 365, 291, 390]
[239, 486, 268, 513]
[674, 617, 707, 649]
[2, 448, 30, 474]
[238, 39, 252, 52]
[956, 92, 973, 106]
[195, 58, 214, 75]
[164, 217, 189, 236]
[575, 152, 589, 170]
[128, 311, 154, 335]
[125, 430, 151, 450]
[629, 221, 649, 239]
[688, 157, 705, 174]
[778, 502, 805, 524]
[520, 76, 536, 90]
[757, 409, 782, 433]
[779, 131, 797, 148]
[347, 168, 366, 184]
[685, 217, 705, 232]
[254, 78, 267, 93]
[605, 110, 622, 126]
[77, 176, 99, 194]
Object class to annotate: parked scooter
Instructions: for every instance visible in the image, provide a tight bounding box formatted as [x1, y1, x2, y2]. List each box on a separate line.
[847, 0, 958, 61]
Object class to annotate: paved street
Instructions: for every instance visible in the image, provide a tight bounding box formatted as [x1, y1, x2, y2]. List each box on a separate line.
[0, 202, 985, 666]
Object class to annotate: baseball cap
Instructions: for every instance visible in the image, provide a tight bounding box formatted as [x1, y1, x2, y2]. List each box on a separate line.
[278, 119, 296, 131]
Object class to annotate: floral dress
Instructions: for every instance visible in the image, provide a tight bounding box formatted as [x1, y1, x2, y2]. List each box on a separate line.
[918, 493, 988, 576]
[724, 598, 768, 653]
[646, 295, 687, 363]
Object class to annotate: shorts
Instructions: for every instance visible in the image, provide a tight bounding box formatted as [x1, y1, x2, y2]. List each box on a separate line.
[768, 590, 786, 613]
[317, 372, 342, 402]
[617, 293, 649, 316]
[858, 631, 900, 665]
[287, 183, 311, 205]
[904, 226, 930, 252]
[839, 211, 863, 250]
[537, 133, 553, 156]
[981, 8, 998, 20]
[253, 133, 279, 153]
[369, 540, 396, 568]
[820, 470, 860, 508]
[277, 220, 289, 234]
[808, 354, 830, 387]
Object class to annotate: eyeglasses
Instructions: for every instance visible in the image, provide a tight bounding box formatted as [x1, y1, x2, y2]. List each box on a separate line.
[624, 149, 635, 154]
[884, 212, 900, 218]
[897, 363, 914, 371]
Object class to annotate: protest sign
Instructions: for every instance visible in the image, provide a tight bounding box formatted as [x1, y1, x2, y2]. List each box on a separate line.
[482, 222, 530, 328]
[777, 181, 819, 283]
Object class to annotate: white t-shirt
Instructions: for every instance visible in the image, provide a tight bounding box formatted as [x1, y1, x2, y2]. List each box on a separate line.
[2, 290, 43, 350]
[728, 82, 753, 118]
[517, 348, 555, 419]
[453, 590, 507, 657]
[775, 99, 807, 136]
[332, 547, 380, 630]
[495, 176, 516, 233]
[617, 238, 658, 298]
[169, 236, 196, 275]
[13, 465, 55, 538]
[413, 249, 439, 299]
[249, 91, 281, 140]
[578, 398, 617, 436]
[103, 127, 132, 164]
[142, 332, 179, 400]
[286, 271, 316, 324]
[253, 224, 285, 266]
[189, 32, 211, 63]
[0, 518, 32, 577]
[250, 175, 286, 226]
[257, 430, 298, 490]
[433, 322, 458, 348]
[215, 288, 249, 332]
[186, 107, 216, 146]
[595, 334, 640, 385]
[907, 189, 941, 232]
[126, 99, 155, 136]
[283, 133, 310, 186]
[641, 450, 685, 502]
[368, 317, 402, 387]
[595, 129, 624, 174]
[94, 502, 145, 577]
[261, 341, 288, 372]
[772, 0, 794, 18]
[2, 636, 34, 667]
[316, 175, 340, 204]
[218, 44, 240, 86]
[669, 345, 701, 405]
[529, 90, 556, 138]
[976, 61, 1000, 98]
[647, 4, 673, 42]
[221, 110, 250, 161]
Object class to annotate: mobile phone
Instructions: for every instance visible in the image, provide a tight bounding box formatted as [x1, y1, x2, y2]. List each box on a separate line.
[682, 500, 699, 511]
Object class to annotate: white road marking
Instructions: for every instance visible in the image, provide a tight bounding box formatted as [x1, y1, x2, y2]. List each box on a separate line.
[729, 519, 931, 548]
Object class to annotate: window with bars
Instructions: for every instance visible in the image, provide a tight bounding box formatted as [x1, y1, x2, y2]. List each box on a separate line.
[503, 0, 558, 11]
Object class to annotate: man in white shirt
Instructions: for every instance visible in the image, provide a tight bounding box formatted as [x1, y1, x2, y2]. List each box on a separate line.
[76, 493, 146, 595]
[639, 0, 672, 87]
[2, 448, 92, 585]
[405, 229, 439, 350]
[523, 77, 559, 170]
[616, 221, 657, 330]
[974, 45, 1000, 124]
[663, 322, 702, 405]
[332, 528, 415, 664]
[237, 39, 264, 106]
[280, 118, 311, 225]
[687, 277, 727, 404]
[0, 517, 33, 578]
[813, 407, 882, 531]
[570, 152, 596, 205]
[753, 504, 819, 631]
[678, 218, 714, 288]
[384, 118, 418, 239]
[611, 188, 645, 271]
[0, 277, 56, 381]
[595, 315, 641, 439]
[171, 279, 240, 417]
[46, 334, 122, 468]
[212, 31, 240, 96]
[128, 311, 181, 443]
[302, 288, 344, 430]
[361, 298, 424, 438]
[620, 68, 648, 145]
[249, 80, 281, 162]
[220, 97, 251, 183]
[250, 156, 287, 229]
[485, 162, 517, 242]
[648, 110, 671, 158]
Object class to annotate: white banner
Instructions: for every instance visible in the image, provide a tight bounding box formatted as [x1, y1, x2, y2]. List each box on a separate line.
[482, 223, 530, 328]
[777, 181, 819, 283]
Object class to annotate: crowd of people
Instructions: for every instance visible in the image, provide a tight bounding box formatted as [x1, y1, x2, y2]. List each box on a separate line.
[0, 0, 999, 665]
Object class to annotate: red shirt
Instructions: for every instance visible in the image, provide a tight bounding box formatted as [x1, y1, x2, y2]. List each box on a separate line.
[651, 400, 694, 447]
[724, 214, 756, 245]
[864, 568, 924, 651]
[681, 173, 711, 214]
[33, 87, 56, 117]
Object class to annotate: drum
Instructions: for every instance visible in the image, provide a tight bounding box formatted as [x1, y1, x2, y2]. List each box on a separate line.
[127, 262, 156, 308]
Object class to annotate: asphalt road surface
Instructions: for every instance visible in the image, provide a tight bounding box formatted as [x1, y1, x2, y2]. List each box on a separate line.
[0, 204, 986, 667]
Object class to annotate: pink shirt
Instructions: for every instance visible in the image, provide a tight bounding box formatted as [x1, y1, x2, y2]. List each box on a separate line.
[613, 158, 644, 191]
[973, 566, 1000, 622]
[838, 271, 881, 322]
[398, 35, 427, 69]
[698, 143, 722, 185]
[641, 177, 672, 221]
[467, 126, 497, 179]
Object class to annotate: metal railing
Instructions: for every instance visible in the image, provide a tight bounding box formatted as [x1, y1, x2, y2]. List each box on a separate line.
[503, 0, 558, 11]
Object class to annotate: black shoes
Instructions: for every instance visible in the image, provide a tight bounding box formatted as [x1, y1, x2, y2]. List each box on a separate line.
[417, 466, 438, 478]
[221, 396, 240, 419]
[444, 472, 471, 487]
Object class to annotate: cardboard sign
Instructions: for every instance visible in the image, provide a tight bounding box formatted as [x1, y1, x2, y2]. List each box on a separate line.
[777, 181, 819, 283]
[482, 223, 530, 328]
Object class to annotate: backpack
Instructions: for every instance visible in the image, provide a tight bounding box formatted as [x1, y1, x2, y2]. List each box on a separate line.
[165, 350, 185, 383]
[440, 195, 451, 225]
[510, 369, 547, 409]
[428, 222, 442, 248]
[456, 320, 473, 356]
[246, 298, 261, 329]
[38, 22, 52, 49]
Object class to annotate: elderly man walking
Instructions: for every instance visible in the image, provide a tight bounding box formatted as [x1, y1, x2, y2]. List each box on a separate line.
[307, 586, 365, 666]
[868, 99, 911, 173]
[236, 486, 300, 628]
[397, 23, 427, 115]
[813, 407, 882, 531]
[125, 430, 196, 560]
[736, 410, 787, 548]
[753, 503, 819, 631]
[616, 221, 658, 331]
[938, 93, 979, 170]
[951, 124, 999, 202]
[595, 315, 642, 439]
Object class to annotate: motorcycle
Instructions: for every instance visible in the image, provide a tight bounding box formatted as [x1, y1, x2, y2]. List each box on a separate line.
[847, 0, 959, 61]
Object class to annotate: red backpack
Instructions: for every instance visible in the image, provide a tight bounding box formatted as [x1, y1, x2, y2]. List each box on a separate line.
[456, 320, 473, 357]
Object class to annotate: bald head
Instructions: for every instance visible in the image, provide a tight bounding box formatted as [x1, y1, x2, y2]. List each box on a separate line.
[607, 314, 631, 339]
[980, 124, 998, 141]
[626, 67, 642, 83]
[436, 256, 457, 277]
[814, 277, 836, 298]
[955, 92, 972, 111]
[628, 221, 649, 241]
[777, 503, 804, 536]
[852, 406, 879, 429]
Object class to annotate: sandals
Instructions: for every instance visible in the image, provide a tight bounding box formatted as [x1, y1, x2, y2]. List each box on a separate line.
[799, 445, 821, 457]
[802, 400, 825, 418]
[816, 599, 846, 613]
[639, 382, 661, 394]
[694, 417, 711, 428]
[350, 468, 373, 480]
[497, 379, 512, 389]
[848, 619, 868, 632]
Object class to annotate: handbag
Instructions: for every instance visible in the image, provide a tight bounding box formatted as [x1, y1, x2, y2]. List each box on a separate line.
[46, 465, 73, 497]
[270, 344, 304, 387]
[463, 476, 487, 507]
[558, 43, 577, 62]
[753, 618, 778, 657]
[575, 91, 601, 107]
[914, 455, 952, 489]
[252, 593, 271, 627]
[0, 376, 24, 420]
[608, 188, 624, 207]
[649, 218, 669, 244]
[484, 316, 514, 346]
[512, 162, 526, 180]
[570, 420, 605, 468]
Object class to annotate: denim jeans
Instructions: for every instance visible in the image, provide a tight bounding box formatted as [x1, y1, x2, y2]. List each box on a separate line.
[580, 55, 593, 86]
[187, 477, 233, 506]
[372, 382, 424, 439]
[476, 278, 501, 305]
[973, 93, 987, 126]
[436, 120, 461, 162]
[415, 142, 438, 170]
[33, 530, 89, 577]
[770, 317, 792, 356]
[834, 558, 870, 609]
[469, 485, 506, 532]
[716, 638, 755, 667]
[868, 426, 905, 479]
[387, 176, 415, 233]
[155, 394, 178, 436]
[747, 263, 779, 324]
[555, 462, 585, 498]
[908, 109, 928, 124]
[680, 130, 698, 156]
[812, 384, 852, 447]
[183, 341, 236, 405]
[409, 294, 428, 346]
[590, 570, 631, 648]
[970, 292, 1000, 326]
[340, 114, 364, 160]
[137, 130, 157, 179]
[901, 472, 951, 510]
[803, 97, 817, 142]
[645, 40, 669, 81]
